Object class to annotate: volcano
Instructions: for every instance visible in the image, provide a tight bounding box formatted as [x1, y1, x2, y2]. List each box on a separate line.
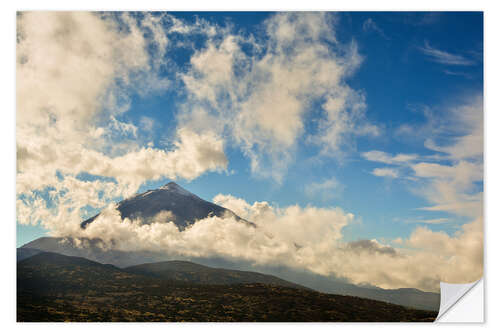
[21, 182, 252, 267]
[81, 182, 253, 230]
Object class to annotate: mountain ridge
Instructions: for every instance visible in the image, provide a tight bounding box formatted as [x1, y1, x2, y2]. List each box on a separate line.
[124, 260, 307, 289]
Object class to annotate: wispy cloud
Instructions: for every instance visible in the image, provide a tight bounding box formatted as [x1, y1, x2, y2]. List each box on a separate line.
[406, 13, 441, 26]
[362, 18, 389, 40]
[362, 151, 418, 179]
[305, 177, 344, 201]
[443, 69, 474, 79]
[419, 41, 474, 66]
[405, 217, 450, 224]
[362, 150, 418, 165]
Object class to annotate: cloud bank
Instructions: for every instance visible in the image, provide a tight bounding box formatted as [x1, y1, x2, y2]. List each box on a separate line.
[55, 192, 481, 292]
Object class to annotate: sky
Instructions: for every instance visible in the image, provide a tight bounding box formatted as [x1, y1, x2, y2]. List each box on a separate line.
[16, 12, 483, 292]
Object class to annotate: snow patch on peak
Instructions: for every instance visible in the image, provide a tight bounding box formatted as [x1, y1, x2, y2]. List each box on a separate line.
[139, 190, 154, 198]
[160, 182, 194, 197]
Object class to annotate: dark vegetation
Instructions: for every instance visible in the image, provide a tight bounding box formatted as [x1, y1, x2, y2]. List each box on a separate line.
[17, 252, 437, 322]
[125, 260, 305, 289]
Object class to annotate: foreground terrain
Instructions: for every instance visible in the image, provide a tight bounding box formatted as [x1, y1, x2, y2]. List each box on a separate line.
[17, 252, 437, 322]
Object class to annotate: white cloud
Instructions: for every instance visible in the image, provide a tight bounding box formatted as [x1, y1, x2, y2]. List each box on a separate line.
[18, 127, 227, 192]
[410, 97, 483, 219]
[180, 12, 378, 182]
[419, 40, 474, 66]
[17, 175, 131, 236]
[305, 177, 344, 200]
[361, 96, 483, 289]
[109, 116, 138, 138]
[73, 198, 354, 270]
[139, 116, 155, 132]
[423, 96, 483, 160]
[366, 96, 483, 219]
[404, 217, 483, 285]
[362, 150, 418, 164]
[16, 12, 228, 232]
[212, 194, 253, 219]
[362, 18, 389, 40]
[405, 217, 450, 225]
[372, 168, 399, 178]
[412, 161, 482, 185]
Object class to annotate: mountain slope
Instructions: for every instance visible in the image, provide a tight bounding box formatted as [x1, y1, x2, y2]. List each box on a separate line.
[17, 248, 43, 262]
[17, 252, 131, 290]
[81, 182, 252, 230]
[17, 252, 437, 322]
[342, 287, 440, 311]
[21, 236, 173, 267]
[124, 260, 305, 289]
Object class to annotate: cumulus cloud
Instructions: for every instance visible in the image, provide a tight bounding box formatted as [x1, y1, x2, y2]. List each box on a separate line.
[17, 128, 227, 234]
[72, 198, 354, 270]
[180, 12, 379, 182]
[17, 12, 228, 233]
[17, 175, 131, 236]
[404, 217, 483, 285]
[82, 128, 228, 189]
[346, 239, 397, 256]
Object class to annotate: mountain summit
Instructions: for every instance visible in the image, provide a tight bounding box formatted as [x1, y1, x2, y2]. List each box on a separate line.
[81, 182, 251, 230]
[159, 181, 195, 196]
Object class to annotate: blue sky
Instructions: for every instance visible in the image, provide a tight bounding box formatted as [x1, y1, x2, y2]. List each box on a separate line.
[16, 12, 483, 290]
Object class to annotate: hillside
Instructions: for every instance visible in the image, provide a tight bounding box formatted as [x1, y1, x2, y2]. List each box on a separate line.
[124, 260, 305, 289]
[21, 236, 172, 267]
[17, 252, 437, 322]
[17, 248, 43, 262]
